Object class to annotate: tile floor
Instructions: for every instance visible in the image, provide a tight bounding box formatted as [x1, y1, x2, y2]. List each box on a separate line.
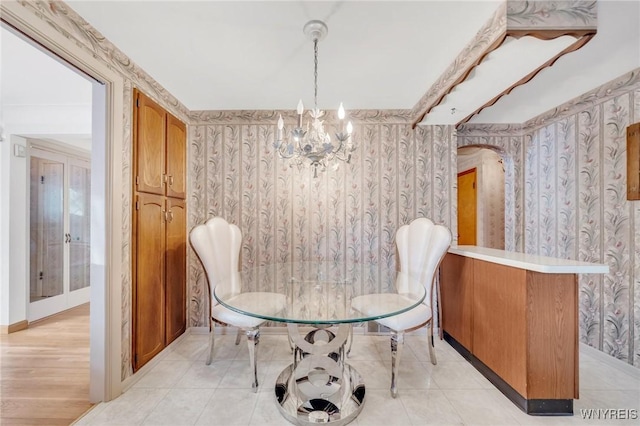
[75, 332, 640, 426]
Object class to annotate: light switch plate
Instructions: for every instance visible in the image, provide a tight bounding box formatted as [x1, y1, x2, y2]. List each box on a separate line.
[14, 144, 26, 158]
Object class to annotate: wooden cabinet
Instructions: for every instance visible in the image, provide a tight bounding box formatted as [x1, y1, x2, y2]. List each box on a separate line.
[134, 90, 186, 198]
[166, 115, 186, 199]
[441, 253, 579, 415]
[132, 89, 186, 372]
[133, 193, 166, 368]
[165, 198, 186, 344]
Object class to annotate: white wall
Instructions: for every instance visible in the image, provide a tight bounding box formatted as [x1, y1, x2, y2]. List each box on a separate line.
[0, 137, 10, 326]
[9, 135, 28, 325]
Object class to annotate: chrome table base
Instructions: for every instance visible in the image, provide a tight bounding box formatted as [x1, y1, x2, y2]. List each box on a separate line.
[275, 324, 365, 425]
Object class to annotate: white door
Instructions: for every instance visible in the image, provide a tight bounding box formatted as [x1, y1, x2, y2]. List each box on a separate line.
[29, 147, 91, 321]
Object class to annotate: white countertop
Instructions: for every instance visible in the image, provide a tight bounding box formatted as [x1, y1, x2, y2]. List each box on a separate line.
[448, 246, 609, 274]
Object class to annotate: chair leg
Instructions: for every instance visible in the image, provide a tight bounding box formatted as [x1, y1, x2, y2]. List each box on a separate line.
[428, 323, 437, 365]
[205, 320, 215, 366]
[287, 331, 295, 354]
[246, 328, 260, 392]
[346, 324, 353, 357]
[235, 328, 242, 345]
[390, 331, 404, 398]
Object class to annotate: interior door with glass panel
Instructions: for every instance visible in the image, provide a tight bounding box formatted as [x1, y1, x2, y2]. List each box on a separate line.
[29, 148, 91, 321]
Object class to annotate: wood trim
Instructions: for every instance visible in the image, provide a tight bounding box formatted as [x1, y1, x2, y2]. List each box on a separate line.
[458, 34, 595, 125]
[507, 29, 596, 40]
[627, 123, 640, 200]
[1, 320, 29, 334]
[457, 167, 477, 178]
[411, 33, 509, 128]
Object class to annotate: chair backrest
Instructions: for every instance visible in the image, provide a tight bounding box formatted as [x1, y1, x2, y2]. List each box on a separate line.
[396, 218, 452, 303]
[189, 217, 242, 304]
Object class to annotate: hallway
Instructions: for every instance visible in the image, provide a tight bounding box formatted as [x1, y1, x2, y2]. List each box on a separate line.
[0, 304, 92, 425]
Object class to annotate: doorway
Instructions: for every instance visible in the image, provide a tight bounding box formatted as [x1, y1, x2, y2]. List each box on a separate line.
[457, 168, 477, 245]
[457, 146, 505, 249]
[0, 11, 120, 403]
[29, 145, 91, 321]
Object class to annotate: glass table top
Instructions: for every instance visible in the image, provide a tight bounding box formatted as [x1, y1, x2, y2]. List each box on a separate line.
[213, 261, 426, 325]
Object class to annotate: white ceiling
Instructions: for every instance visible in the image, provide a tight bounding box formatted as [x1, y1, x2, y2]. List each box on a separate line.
[65, 0, 503, 111]
[1, 25, 93, 150]
[2, 0, 639, 128]
[1, 26, 92, 106]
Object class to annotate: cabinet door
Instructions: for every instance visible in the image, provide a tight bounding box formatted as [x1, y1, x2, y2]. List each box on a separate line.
[166, 114, 186, 199]
[440, 254, 473, 349]
[135, 90, 166, 195]
[165, 198, 186, 344]
[133, 193, 166, 371]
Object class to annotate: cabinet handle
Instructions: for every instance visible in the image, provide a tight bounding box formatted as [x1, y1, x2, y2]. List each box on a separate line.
[162, 209, 166, 223]
[166, 209, 174, 223]
[167, 175, 174, 186]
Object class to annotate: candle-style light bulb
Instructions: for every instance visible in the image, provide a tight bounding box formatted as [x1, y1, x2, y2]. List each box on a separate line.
[297, 100, 304, 127]
[338, 103, 345, 120]
[277, 115, 284, 142]
[347, 121, 353, 135]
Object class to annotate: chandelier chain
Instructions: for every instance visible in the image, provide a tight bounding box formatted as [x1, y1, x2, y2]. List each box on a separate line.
[313, 38, 319, 110]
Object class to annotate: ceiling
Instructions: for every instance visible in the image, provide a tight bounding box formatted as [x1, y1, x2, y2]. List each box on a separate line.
[2, 0, 639, 129]
[65, 0, 503, 111]
[1, 25, 93, 150]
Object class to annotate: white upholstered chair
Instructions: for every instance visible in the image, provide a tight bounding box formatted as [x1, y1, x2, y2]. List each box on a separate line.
[351, 218, 451, 397]
[190, 217, 285, 392]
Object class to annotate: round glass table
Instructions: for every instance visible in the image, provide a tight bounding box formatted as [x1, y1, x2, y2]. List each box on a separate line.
[214, 261, 426, 426]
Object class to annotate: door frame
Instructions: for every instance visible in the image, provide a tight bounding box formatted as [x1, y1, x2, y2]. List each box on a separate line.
[28, 145, 92, 321]
[1, 3, 124, 402]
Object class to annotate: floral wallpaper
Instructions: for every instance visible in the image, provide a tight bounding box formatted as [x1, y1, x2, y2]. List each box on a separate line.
[506, 0, 597, 29]
[6, 0, 624, 380]
[458, 69, 640, 367]
[187, 115, 457, 328]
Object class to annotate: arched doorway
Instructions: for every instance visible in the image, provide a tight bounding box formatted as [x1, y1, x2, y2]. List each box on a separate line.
[457, 146, 505, 249]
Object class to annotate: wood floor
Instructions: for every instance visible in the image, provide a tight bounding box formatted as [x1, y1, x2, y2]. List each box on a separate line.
[0, 304, 93, 425]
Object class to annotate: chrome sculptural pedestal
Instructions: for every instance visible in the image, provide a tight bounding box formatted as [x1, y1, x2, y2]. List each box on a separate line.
[213, 262, 425, 425]
[275, 323, 364, 426]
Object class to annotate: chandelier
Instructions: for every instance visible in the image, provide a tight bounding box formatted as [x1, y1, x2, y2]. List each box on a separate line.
[275, 20, 354, 178]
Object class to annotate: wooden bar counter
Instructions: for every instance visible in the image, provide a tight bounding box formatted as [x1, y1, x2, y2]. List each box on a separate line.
[440, 246, 608, 415]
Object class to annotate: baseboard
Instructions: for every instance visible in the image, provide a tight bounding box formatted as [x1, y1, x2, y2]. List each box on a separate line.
[444, 331, 573, 415]
[579, 342, 640, 379]
[0, 319, 28, 334]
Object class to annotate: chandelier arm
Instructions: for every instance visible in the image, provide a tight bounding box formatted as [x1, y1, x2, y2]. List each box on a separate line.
[277, 144, 296, 159]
